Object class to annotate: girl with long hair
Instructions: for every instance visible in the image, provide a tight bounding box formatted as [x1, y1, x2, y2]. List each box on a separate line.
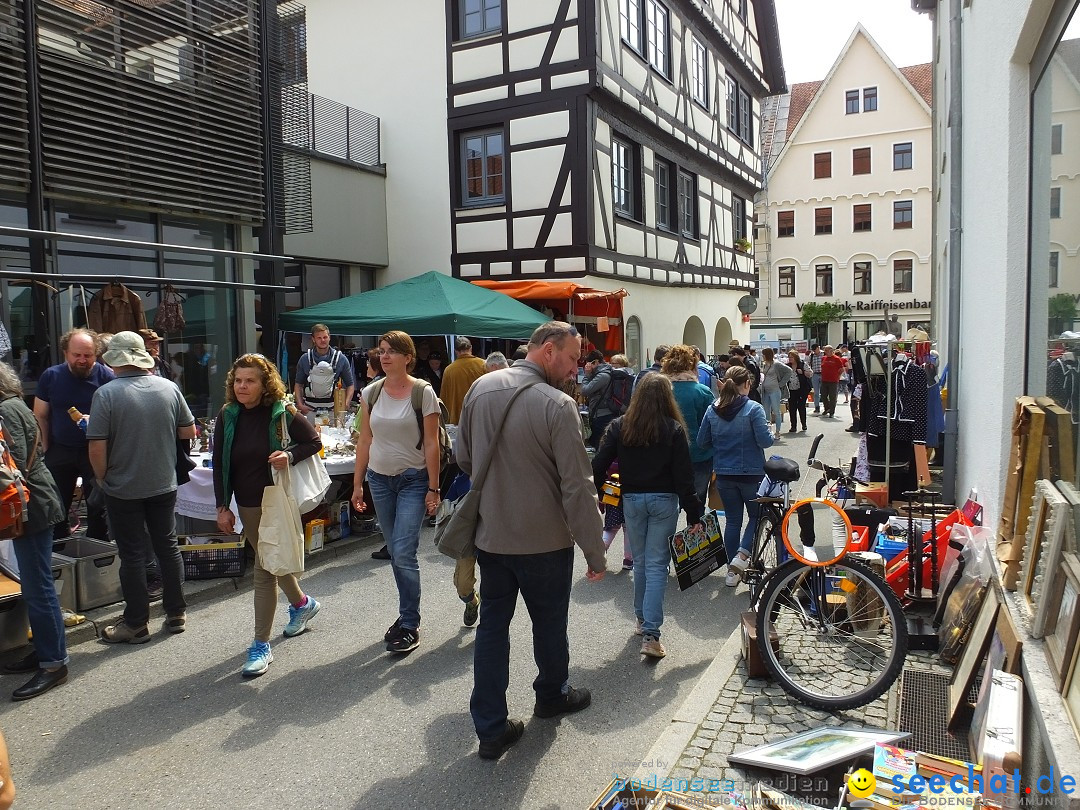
[214, 353, 323, 677]
[351, 331, 442, 654]
[592, 374, 703, 659]
[697, 365, 773, 586]
[786, 349, 811, 432]
[759, 347, 795, 439]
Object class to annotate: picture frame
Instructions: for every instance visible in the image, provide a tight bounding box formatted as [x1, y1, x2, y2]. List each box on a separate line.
[969, 604, 1023, 761]
[727, 727, 911, 775]
[1044, 553, 1080, 689]
[1021, 480, 1068, 632]
[1053, 481, 1080, 558]
[948, 585, 1001, 729]
[1061, 624, 1080, 740]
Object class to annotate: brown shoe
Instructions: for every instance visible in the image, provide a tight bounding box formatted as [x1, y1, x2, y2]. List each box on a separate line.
[164, 613, 187, 634]
[102, 621, 151, 644]
[641, 636, 667, 658]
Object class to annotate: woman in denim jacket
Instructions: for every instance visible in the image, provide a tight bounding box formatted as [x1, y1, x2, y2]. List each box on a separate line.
[697, 365, 773, 586]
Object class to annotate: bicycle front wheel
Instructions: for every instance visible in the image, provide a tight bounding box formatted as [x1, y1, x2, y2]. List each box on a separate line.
[755, 558, 908, 711]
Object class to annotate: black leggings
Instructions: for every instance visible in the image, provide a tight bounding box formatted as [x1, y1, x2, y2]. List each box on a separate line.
[788, 390, 808, 429]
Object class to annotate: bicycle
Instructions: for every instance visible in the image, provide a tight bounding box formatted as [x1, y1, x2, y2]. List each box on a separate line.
[739, 435, 909, 711]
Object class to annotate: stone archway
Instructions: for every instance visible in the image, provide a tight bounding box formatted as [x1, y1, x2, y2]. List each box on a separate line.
[682, 316, 707, 354]
[714, 318, 733, 357]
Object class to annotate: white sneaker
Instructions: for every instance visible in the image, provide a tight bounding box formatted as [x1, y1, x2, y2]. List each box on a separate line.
[729, 552, 750, 573]
[725, 570, 741, 587]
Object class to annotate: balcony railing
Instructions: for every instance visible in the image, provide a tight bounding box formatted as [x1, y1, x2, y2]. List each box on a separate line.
[282, 87, 380, 167]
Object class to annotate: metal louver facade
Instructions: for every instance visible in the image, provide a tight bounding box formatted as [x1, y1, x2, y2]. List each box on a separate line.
[271, 0, 311, 234]
[34, 0, 265, 222]
[0, 0, 29, 193]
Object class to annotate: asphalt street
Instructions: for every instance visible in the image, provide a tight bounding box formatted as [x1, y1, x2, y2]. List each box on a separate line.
[0, 407, 859, 809]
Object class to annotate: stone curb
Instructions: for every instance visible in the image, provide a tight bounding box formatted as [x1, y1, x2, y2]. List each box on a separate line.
[632, 625, 743, 784]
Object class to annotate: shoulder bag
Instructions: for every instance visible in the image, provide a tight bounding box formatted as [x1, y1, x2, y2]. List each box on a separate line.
[279, 411, 332, 514]
[262, 462, 305, 576]
[434, 380, 540, 560]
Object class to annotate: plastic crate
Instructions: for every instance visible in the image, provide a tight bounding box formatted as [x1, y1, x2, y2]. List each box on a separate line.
[178, 537, 246, 580]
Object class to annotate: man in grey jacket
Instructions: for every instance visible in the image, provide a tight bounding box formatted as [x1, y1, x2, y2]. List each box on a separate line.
[457, 321, 606, 761]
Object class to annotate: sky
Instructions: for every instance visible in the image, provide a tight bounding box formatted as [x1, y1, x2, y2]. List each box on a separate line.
[773, 0, 934, 85]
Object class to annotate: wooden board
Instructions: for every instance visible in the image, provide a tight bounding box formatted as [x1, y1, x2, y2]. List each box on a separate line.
[1012, 399, 1046, 561]
[1037, 397, 1076, 483]
[998, 399, 1026, 544]
[0, 572, 20, 599]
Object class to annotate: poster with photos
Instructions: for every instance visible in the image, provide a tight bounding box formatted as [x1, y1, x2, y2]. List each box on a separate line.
[669, 510, 725, 590]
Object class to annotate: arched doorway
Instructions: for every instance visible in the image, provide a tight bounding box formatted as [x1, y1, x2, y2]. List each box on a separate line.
[714, 318, 733, 357]
[682, 316, 707, 354]
[625, 315, 643, 371]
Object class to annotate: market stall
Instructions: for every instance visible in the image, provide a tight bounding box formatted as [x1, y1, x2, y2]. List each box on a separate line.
[469, 279, 628, 354]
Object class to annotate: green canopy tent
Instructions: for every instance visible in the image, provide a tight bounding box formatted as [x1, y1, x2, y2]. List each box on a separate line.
[276, 271, 548, 339]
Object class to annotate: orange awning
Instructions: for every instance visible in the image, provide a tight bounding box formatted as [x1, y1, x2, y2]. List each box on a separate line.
[471, 280, 627, 303]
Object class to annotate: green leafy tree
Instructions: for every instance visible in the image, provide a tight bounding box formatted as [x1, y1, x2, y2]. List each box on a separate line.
[1049, 293, 1078, 336]
[799, 301, 852, 346]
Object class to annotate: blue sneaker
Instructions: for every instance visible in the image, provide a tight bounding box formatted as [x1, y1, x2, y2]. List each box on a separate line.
[283, 596, 320, 638]
[242, 641, 273, 677]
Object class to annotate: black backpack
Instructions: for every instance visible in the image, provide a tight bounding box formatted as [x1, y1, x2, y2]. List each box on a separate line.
[604, 368, 635, 415]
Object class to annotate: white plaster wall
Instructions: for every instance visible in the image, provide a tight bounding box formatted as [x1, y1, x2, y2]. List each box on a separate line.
[302, 0, 452, 282]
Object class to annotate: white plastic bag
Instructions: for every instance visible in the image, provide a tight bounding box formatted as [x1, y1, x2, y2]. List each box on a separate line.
[259, 469, 305, 576]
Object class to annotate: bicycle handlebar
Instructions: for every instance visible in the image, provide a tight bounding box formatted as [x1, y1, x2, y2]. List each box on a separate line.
[807, 433, 824, 466]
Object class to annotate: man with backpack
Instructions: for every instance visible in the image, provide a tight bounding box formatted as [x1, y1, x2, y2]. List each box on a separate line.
[693, 347, 720, 395]
[633, 345, 670, 391]
[294, 323, 355, 419]
[582, 351, 633, 449]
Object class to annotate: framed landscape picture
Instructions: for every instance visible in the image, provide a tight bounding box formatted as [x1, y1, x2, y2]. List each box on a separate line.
[728, 727, 910, 775]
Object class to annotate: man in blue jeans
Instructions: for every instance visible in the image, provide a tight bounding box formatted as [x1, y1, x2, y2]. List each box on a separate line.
[88, 332, 196, 644]
[458, 321, 607, 761]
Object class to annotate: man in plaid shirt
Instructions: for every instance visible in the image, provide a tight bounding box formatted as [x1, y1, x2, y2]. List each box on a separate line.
[809, 344, 823, 414]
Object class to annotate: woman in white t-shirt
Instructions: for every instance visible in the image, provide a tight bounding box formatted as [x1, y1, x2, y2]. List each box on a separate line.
[351, 330, 442, 654]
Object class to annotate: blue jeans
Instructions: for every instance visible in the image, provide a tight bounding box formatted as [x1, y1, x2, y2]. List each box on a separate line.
[106, 491, 186, 627]
[811, 373, 822, 411]
[692, 460, 712, 506]
[367, 467, 428, 630]
[715, 476, 762, 562]
[471, 547, 573, 741]
[761, 389, 783, 425]
[622, 493, 679, 639]
[13, 527, 68, 668]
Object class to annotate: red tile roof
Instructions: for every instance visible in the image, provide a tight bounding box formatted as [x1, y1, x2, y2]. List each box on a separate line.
[786, 80, 822, 137]
[785, 63, 933, 137]
[899, 63, 933, 106]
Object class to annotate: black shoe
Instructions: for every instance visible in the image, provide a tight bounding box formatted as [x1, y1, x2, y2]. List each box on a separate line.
[463, 594, 480, 627]
[478, 719, 524, 760]
[801, 425, 808, 431]
[387, 626, 420, 654]
[534, 686, 591, 718]
[147, 577, 164, 602]
[371, 545, 391, 561]
[787, 428, 797, 434]
[845, 426, 860, 432]
[383, 618, 403, 643]
[12, 666, 68, 701]
[3, 651, 39, 674]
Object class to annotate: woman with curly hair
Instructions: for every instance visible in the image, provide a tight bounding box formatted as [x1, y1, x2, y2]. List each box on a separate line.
[213, 354, 323, 677]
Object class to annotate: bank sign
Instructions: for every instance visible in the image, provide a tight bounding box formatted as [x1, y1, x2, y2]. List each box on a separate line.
[795, 299, 931, 313]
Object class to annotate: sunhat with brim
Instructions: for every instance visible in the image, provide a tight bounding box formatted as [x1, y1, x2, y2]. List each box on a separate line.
[102, 331, 155, 369]
[137, 328, 162, 344]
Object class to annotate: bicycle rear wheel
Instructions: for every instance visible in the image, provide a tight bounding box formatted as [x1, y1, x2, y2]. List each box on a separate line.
[755, 558, 907, 710]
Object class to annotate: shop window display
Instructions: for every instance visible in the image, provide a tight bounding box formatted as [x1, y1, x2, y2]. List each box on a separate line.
[1028, 9, 1080, 485]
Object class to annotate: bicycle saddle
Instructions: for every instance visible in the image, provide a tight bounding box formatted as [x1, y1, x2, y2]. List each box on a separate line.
[764, 457, 801, 483]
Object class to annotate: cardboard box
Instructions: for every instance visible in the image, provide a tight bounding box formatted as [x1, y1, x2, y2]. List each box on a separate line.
[325, 501, 350, 542]
[305, 519, 325, 554]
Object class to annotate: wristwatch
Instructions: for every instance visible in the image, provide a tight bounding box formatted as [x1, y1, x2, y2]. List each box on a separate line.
[427, 487, 440, 494]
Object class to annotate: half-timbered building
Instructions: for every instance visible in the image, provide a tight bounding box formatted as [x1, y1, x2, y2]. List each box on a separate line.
[444, 0, 785, 362]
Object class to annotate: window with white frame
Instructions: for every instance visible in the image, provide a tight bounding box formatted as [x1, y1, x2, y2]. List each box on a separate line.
[893, 259, 913, 293]
[815, 264, 833, 296]
[645, 0, 670, 76]
[778, 265, 795, 298]
[461, 129, 504, 205]
[691, 36, 709, 108]
[620, 0, 641, 49]
[679, 170, 696, 237]
[460, 0, 502, 39]
[655, 158, 675, 231]
[853, 261, 872, 294]
[613, 136, 638, 218]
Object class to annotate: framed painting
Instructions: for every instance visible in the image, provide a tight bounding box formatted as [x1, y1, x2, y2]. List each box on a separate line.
[1045, 554, 1080, 689]
[948, 586, 1001, 729]
[728, 727, 910, 775]
[1022, 480, 1068, 632]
